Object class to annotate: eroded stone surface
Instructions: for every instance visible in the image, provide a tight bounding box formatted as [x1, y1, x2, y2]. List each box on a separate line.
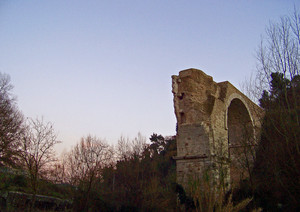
[172, 69, 263, 188]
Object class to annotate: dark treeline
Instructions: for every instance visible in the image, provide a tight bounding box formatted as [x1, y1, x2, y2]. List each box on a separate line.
[53, 133, 178, 211]
[252, 73, 300, 211]
[74, 134, 177, 211]
[0, 71, 179, 211]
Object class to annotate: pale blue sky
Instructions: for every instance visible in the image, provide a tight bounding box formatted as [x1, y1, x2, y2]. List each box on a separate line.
[0, 0, 299, 152]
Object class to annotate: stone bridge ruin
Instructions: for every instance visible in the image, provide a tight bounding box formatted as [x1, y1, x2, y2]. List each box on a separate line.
[172, 69, 263, 188]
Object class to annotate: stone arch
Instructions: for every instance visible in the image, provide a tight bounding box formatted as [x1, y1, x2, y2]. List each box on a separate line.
[226, 97, 255, 182]
[172, 69, 263, 188]
[224, 93, 254, 131]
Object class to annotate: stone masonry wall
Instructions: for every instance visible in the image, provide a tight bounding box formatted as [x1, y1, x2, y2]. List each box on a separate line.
[172, 69, 263, 189]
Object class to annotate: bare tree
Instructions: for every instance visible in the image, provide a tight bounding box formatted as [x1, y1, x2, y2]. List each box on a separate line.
[46, 157, 67, 184]
[65, 135, 113, 211]
[19, 117, 60, 211]
[247, 8, 300, 210]
[251, 7, 299, 100]
[241, 7, 300, 104]
[116, 133, 147, 160]
[0, 72, 24, 166]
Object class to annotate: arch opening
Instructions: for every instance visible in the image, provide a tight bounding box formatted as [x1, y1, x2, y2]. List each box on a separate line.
[227, 98, 255, 183]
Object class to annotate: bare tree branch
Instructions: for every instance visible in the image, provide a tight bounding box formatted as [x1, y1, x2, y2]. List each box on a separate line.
[18, 117, 60, 211]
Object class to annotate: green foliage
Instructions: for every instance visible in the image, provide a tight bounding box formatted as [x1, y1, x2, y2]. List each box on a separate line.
[97, 134, 177, 211]
[0, 170, 28, 192]
[253, 72, 300, 210]
[259, 72, 299, 108]
[253, 8, 300, 210]
[37, 179, 73, 200]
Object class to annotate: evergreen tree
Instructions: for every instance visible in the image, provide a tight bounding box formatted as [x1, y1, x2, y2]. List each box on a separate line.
[254, 72, 300, 211]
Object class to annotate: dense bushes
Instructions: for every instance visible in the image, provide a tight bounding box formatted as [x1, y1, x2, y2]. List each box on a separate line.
[252, 73, 300, 211]
[72, 134, 178, 211]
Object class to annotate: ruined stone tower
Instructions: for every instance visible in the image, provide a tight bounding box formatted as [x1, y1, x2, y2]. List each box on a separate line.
[172, 69, 263, 188]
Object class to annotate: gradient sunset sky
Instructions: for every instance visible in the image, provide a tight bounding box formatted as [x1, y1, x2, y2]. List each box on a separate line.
[0, 0, 299, 152]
